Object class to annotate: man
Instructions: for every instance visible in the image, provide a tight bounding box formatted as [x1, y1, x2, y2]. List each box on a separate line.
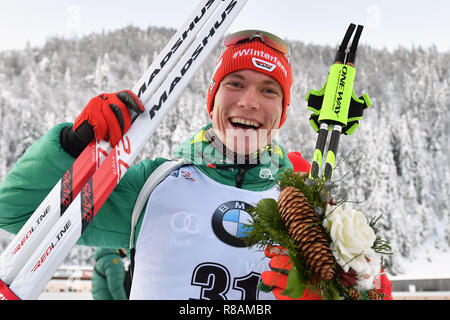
[0, 30, 294, 299]
[91, 248, 128, 300]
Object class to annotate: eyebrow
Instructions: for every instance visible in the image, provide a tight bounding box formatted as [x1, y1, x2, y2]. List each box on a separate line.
[226, 74, 280, 87]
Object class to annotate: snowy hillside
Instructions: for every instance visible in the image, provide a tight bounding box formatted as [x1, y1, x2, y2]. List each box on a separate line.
[0, 25, 449, 275]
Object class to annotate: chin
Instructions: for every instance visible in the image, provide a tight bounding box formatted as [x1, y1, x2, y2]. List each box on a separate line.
[224, 129, 270, 155]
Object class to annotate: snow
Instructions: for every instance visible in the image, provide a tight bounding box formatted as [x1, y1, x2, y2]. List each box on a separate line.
[0, 24, 449, 295]
[390, 246, 450, 280]
[39, 291, 92, 300]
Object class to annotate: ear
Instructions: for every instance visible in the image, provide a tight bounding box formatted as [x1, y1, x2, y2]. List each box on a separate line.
[208, 104, 214, 119]
[278, 105, 289, 128]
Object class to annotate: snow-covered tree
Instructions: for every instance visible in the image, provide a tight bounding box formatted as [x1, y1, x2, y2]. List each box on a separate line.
[0, 25, 448, 272]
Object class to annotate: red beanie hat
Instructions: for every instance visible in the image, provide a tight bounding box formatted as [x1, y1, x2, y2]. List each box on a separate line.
[207, 39, 293, 127]
[287, 151, 311, 173]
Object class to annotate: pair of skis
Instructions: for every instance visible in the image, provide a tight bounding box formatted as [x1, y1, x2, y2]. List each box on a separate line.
[306, 23, 371, 181]
[0, 0, 247, 300]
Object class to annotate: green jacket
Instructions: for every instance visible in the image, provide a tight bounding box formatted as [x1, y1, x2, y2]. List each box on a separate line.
[0, 123, 292, 248]
[91, 248, 127, 300]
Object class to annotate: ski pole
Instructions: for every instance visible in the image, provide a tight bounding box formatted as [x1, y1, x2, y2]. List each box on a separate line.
[3, 0, 247, 300]
[306, 23, 369, 181]
[0, 0, 222, 288]
[308, 23, 356, 180]
[322, 25, 363, 181]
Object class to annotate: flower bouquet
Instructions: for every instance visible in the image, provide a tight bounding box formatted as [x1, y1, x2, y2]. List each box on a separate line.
[245, 170, 393, 300]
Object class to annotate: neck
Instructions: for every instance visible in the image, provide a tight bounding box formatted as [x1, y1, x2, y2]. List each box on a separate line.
[205, 128, 271, 165]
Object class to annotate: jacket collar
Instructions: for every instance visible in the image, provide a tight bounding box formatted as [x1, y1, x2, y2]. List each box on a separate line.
[172, 124, 292, 190]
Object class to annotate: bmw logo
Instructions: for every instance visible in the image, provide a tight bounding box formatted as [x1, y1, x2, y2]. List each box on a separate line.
[211, 201, 254, 247]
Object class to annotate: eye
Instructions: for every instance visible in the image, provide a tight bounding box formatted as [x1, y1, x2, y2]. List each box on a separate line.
[226, 81, 243, 89]
[262, 87, 281, 96]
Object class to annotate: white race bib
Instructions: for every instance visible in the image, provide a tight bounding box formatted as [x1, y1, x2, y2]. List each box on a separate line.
[130, 165, 279, 300]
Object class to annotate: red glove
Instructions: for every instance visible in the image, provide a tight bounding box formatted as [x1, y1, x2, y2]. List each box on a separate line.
[260, 246, 322, 300]
[287, 151, 311, 174]
[73, 90, 145, 147]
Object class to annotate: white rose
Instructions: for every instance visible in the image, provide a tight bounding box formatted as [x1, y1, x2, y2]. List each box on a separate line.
[323, 206, 378, 276]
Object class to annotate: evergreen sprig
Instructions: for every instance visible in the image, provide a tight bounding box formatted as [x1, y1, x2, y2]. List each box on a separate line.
[277, 169, 328, 213]
[369, 214, 394, 256]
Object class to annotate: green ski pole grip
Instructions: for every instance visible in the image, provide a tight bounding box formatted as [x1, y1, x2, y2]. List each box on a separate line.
[310, 149, 323, 179]
[323, 127, 341, 181]
[309, 124, 328, 179]
[318, 64, 356, 126]
[323, 151, 336, 181]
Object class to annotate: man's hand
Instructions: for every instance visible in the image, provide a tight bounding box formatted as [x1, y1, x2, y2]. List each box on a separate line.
[260, 245, 321, 300]
[73, 90, 145, 147]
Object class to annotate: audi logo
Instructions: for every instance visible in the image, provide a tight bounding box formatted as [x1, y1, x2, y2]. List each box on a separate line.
[170, 211, 202, 234]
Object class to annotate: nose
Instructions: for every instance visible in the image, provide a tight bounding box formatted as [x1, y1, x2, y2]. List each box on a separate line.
[238, 86, 260, 110]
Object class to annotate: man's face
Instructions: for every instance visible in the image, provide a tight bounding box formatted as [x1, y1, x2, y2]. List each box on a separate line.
[209, 69, 283, 155]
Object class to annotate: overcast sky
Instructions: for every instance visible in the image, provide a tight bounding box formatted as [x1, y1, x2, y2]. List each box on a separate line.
[0, 0, 448, 52]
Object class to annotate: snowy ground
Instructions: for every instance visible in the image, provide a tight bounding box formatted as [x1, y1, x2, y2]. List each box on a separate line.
[389, 246, 450, 279]
[39, 291, 93, 300]
[387, 247, 450, 300]
[38, 277, 93, 300]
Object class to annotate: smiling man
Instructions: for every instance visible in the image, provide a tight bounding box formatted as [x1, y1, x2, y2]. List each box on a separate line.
[207, 32, 292, 157]
[0, 30, 298, 300]
[209, 70, 283, 155]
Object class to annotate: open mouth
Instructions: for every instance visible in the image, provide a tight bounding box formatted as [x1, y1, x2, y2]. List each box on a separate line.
[229, 117, 261, 130]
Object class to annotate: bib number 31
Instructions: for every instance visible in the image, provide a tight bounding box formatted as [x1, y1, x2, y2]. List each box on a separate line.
[191, 262, 260, 300]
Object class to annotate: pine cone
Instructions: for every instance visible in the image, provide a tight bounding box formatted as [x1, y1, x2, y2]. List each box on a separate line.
[278, 186, 335, 281]
[367, 289, 384, 300]
[346, 287, 361, 300]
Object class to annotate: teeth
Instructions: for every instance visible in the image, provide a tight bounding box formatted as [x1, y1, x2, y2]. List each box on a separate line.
[230, 117, 261, 128]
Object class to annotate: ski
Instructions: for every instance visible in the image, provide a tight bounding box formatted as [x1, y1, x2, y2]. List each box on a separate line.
[0, 0, 221, 290]
[0, 0, 221, 288]
[0, 0, 247, 300]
